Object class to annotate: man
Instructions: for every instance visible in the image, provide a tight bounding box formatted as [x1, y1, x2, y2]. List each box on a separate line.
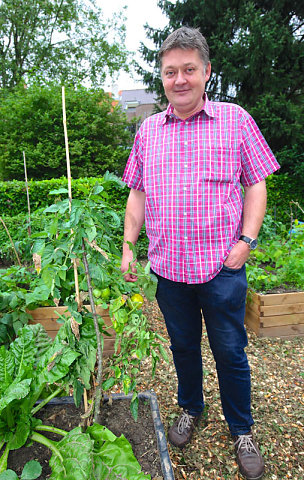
[121, 27, 280, 480]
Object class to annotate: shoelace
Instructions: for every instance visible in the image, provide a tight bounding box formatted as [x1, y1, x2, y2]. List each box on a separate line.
[234, 435, 259, 455]
[177, 411, 195, 434]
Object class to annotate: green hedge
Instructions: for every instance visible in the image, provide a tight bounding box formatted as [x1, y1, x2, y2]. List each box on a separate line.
[1, 174, 302, 264]
[1, 173, 302, 222]
[266, 173, 303, 224]
[0, 176, 129, 216]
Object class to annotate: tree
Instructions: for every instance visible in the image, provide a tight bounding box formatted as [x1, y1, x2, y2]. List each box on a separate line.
[0, 84, 133, 180]
[141, 0, 304, 179]
[0, 0, 130, 89]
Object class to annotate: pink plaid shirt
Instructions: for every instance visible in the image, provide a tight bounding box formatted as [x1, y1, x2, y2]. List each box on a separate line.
[122, 94, 280, 284]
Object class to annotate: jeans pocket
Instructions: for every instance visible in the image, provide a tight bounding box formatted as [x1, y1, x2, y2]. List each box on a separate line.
[221, 264, 244, 273]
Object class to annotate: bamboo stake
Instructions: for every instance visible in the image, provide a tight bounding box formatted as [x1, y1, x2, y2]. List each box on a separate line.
[62, 87, 89, 416]
[23, 151, 31, 236]
[62, 86, 80, 305]
[82, 239, 103, 423]
[0, 217, 22, 266]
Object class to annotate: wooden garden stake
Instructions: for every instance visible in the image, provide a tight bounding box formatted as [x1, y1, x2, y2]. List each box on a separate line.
[82, 238, 104, 423]
[0, 217, 22, 266]
[62, 87, 103, 420]
[23, 151, 31, 236]
[62, 86, 80, 306]
[62, 86, 87, 412]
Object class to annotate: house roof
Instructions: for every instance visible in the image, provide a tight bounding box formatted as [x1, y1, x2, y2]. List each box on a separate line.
[119, 89, 158, 110]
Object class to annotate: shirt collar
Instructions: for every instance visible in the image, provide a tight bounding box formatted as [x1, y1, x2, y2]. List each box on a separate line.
[162, 93, 215, 125]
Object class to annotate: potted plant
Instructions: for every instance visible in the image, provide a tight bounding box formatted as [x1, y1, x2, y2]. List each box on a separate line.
[245, 213, 304, 338]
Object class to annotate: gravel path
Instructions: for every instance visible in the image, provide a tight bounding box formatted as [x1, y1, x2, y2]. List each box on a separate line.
[134, 297, 304, 480]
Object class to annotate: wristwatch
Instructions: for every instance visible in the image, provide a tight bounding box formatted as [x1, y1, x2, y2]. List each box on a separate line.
[239, 235, 258, 250]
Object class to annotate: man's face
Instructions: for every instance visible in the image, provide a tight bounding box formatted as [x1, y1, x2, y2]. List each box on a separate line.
[161, 48, 211, 119]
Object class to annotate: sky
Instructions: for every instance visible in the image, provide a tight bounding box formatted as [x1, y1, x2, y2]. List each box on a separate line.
[97, 0, 169, 92]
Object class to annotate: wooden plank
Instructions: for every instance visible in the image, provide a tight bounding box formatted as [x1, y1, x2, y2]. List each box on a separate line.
[43, 330, 59, 340]
[257, 292, 304, 306]
[246, 299, 260, 316]
[29, 317, 63, 331]
[28, 305, 115, 355]
[246, 291, 261, 306]
[259, 323, 304, 338]
[244, 309, 260, 335]
[28, 305, 109, 319]
[28, 306, 69, 320]
[260, 303, 304, 317]
[261, 313, 304, 327]
[103, 338, 116, 357]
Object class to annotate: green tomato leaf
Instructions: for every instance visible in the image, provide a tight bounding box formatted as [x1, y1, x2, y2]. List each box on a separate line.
[141, 274, 158, 302]
[102, 377, 116, 391]
[130, 393, 139, 421]
[49, 188, 69, 195]
[144, 261, 151, 275]
[158, 344, 170, 363]
[44, 204, 60, 213]
[92, 184, 104, 195]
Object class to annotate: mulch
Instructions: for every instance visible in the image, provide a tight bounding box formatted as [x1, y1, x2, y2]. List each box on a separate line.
[108, 296, 304, 480]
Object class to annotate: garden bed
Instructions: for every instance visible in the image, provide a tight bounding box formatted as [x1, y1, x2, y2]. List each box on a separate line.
[245, 290, 304, 338]
[136, 295, 304, 480]
[7, 395, 168, 480]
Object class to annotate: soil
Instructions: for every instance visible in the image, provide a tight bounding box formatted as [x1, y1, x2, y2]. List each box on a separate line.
[7, 398, 163, 479]
[256, 286, 303, 294]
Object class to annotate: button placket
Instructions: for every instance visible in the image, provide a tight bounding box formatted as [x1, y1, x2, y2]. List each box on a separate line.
[182, 122, 191, 281]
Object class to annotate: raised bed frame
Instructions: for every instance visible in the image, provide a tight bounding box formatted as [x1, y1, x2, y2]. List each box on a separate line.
[28, 305, 115, 356]
[245, 290, 304, 338]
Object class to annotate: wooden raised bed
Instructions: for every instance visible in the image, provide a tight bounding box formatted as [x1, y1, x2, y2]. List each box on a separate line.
[245, 290, 304, 339]
[28, 305, 115, 356]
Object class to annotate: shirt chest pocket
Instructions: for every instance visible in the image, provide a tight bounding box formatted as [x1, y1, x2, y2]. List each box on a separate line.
[201, 147, 240, 183]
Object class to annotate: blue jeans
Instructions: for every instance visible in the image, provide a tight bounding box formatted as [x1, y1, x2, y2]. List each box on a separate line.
[153, 264, 254, 436]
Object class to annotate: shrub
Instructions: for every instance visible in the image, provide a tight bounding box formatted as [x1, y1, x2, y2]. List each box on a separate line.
[266, 173, 303, 224]
[0, 84, 132, 180]
[0, 177, 129, 216]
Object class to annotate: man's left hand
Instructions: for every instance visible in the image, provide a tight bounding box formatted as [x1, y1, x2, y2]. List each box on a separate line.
[224, 241, 250, 269]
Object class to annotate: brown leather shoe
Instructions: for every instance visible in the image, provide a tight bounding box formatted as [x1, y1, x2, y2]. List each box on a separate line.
[168, 410, 201, 448]
[233, 432, 265, 480]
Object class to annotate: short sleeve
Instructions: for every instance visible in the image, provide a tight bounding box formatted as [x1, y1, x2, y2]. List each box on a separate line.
[240, 111, 280, 186]
[122, 127, 145, 192]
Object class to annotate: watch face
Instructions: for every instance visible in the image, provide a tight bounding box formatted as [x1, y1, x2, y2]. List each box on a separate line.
[250, 239, 258, 250]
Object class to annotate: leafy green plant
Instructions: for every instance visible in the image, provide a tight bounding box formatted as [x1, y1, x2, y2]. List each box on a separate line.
[0, 266, 52, 345]
[0, 460, 42, 479]
[0, 173, 168, 470]
[0, 324, 151, 479]
[247, 216, 304, 293]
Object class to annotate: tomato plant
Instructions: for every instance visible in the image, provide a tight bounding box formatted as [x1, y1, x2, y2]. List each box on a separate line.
[0, 172, 169, 478]
[0, 173, 167, 421]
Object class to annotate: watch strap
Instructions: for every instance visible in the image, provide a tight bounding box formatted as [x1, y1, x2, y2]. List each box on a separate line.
[239, 235, 253, 244]
[239, 235, 257, 250]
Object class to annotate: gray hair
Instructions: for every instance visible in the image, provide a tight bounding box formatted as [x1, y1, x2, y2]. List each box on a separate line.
[159, 27, 210, 69]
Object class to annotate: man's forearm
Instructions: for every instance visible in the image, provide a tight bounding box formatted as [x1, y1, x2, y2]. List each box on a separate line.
[242, 180, 267, 239]
[121, 189, 146, 281]
[123, 189, 146, 252]
[224, 180, 267, 268]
